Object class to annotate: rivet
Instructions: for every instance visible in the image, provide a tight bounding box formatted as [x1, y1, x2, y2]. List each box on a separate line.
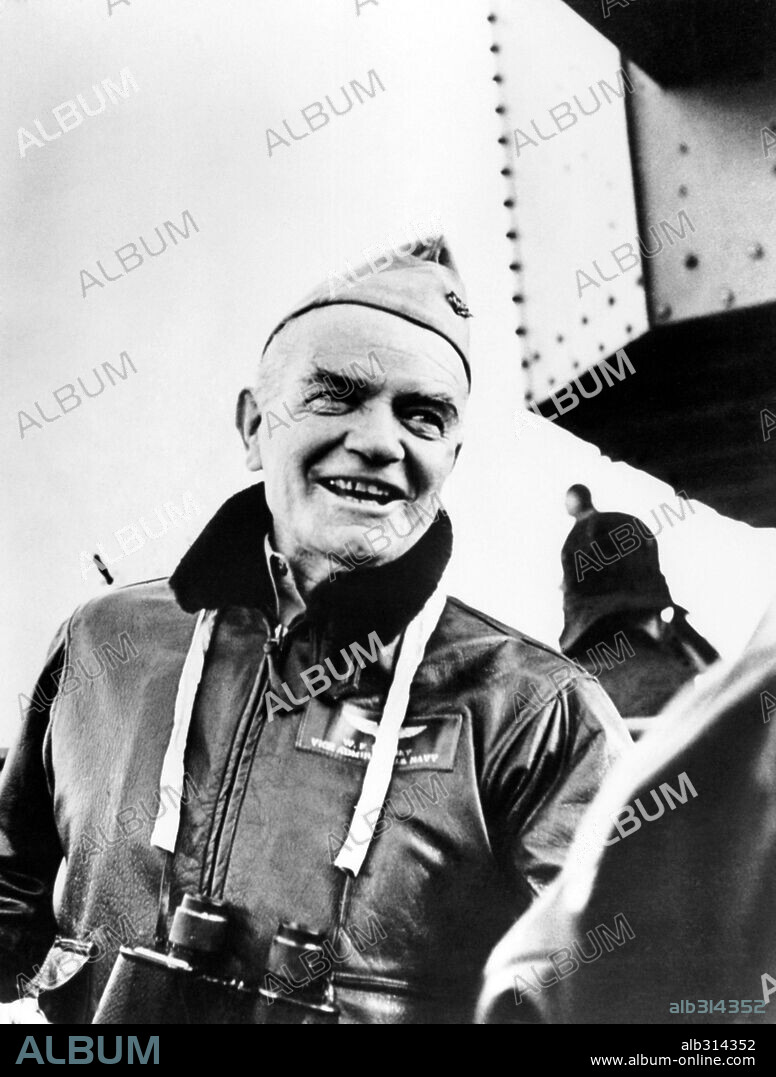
[504, 198, 515, 208]
[512, 294, 523, 303]
[516, 327, 527, 336]
[598, 344, 605, 351]
[487, 13, 497, 23]
[495, 105, 506, 115]
[657, 304, 672, 321]
[521, 359, 530, 369]
[679, 142, 689, 154]
[572, 360, 580, 369]
[678, 184, 688, 196]
[685, 254, 699, 269]
[497, 136, 508, 145]
[506, 230, 517, 239]
[748, 242, 765, 260]
[493, 74, 503, 84]
[509, 262, 522, 272]
[556, 334, 564, 343]
[501, 167, 512, 176]
[625, 324, 633, 333]
[581, 316, 589, 325]
[607, 296, 615, 305]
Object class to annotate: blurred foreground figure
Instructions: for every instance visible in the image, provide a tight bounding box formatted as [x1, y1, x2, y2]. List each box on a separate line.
[478, 595, 776, 1024]
[560, 484, 719, 719]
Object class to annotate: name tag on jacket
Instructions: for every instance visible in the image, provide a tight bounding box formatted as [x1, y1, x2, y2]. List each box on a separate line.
[296, 699, 462, 771]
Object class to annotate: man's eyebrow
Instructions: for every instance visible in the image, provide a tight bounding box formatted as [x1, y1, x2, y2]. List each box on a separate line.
[397, 391, 460, 422]
[302, 367, 460, 420]
[304, 365, 357, 385]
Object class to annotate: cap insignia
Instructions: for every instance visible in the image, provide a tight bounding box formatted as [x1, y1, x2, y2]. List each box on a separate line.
[446, 291, 472, 318]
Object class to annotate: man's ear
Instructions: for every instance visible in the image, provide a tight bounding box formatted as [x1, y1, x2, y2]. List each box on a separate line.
[235, 388, 263, 472]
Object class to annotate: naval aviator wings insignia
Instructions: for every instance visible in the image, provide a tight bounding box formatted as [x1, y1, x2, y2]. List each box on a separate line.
[295, 699, 462, 771]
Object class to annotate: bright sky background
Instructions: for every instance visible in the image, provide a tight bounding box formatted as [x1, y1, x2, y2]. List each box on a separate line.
[2, 0, 774, 745]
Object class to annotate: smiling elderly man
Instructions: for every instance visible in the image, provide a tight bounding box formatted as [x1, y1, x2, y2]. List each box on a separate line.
[0, 237, 629, 1025]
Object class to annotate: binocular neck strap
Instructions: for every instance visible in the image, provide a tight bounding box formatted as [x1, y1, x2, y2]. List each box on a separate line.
[151, 607, 218, 854]
[334, 579, 449, 878]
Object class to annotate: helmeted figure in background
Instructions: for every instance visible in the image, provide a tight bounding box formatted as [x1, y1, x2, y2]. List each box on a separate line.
[560, 484, 719, 720]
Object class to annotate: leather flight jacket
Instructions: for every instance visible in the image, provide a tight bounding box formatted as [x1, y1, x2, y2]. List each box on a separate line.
[0, 483, 630, 1023]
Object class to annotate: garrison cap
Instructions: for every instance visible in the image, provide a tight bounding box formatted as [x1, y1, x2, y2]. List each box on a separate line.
[262, 235, 472, 384]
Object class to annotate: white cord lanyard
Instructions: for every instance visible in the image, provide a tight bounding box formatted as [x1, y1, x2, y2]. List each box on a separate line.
[151, 584, 448, 875]
[151, 608, 217, 853]
[334, 580, 448, 877]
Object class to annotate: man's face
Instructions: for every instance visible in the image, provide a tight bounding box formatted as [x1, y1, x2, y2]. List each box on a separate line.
[237, 305, 468, 584]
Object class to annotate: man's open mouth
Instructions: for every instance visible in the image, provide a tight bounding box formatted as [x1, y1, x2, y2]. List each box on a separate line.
[317, 477, 405, 506]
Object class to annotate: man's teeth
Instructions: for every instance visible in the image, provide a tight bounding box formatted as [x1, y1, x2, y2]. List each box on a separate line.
[321, 478, 397, 503]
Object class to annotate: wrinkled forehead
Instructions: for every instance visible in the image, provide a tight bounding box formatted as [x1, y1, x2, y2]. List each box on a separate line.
[263, 304, 470, 394]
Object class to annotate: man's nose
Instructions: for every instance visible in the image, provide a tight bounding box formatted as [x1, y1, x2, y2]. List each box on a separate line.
[342, 402, 405, 464]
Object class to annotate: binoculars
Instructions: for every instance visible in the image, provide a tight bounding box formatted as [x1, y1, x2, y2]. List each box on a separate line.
[93, 893, 339, 1024]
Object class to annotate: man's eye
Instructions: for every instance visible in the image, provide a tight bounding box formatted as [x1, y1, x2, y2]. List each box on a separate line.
[404, 409, 445, 435]
[302, 378, 358, 410]
[302, 389, 346, 413]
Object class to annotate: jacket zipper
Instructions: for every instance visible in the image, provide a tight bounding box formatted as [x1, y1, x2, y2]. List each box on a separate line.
[203, 620, 288, 896]
[202, 616, 362, 988]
